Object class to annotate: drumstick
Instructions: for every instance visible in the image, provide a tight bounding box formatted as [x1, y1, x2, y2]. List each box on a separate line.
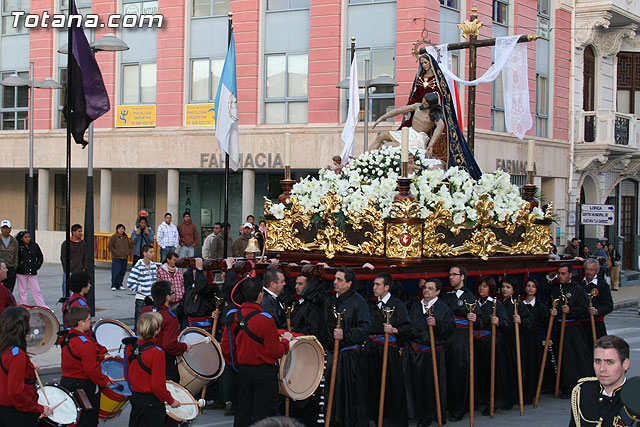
[189, 337, 212, 347]
[166, 399, 206, 408]
[34, 370, 50, 405]
[38, 399, 66, 419]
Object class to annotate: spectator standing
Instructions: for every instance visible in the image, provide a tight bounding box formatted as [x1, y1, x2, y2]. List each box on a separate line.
[60, 224, 87, 297]
[582, 245, 592, 259]
[177, 212, 199, 258]
[246, 215, 258, 233]
[15, 231, 46, 308]
[594, 240, 608, 275]
[157, 213, 179, 262]
[0, 259, 16, 316]
[107, 224, 133, 291]
[608, 243, 621, 291]
[156, 251, 184, 310]
[127, 244, 158, 331]
[202, 222, 222, 259]
[232, 223, 253, 257]
[564, 238, 580, 258]
[131, 216, 154, 265]
[211, 223, 233, 259]
[0, 220, 18, 292]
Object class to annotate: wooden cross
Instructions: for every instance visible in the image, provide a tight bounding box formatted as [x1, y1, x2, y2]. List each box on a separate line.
[417, 6, 540, 153]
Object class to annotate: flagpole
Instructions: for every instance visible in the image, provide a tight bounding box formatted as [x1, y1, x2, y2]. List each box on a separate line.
[64, 6, 73, 299]
[223, 11, 232, 259]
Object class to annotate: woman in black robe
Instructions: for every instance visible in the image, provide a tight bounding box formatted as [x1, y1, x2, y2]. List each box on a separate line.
[521, 278, 550, 403]
[498, 276, 533, 410]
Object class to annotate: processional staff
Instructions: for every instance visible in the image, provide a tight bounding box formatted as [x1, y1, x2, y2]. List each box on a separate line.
[465, 301, 477, 427]
[377, 307, 395, 427]
[512, 296, 524, 416]
[489, 298, 497, 419]
[427, 306, 443, 427]
[325, 308, 345, 427]
[534, 298, 560, 408]
[555, 293, 569, 398]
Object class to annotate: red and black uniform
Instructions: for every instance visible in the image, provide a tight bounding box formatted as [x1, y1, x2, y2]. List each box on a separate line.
[141, 304, 188, 382]
[221, 302, 290, 427]
[0, 346, 44, 426]
[0, 285, 16, 316]
[125, 339, 175, 427]
[60, 328, 111, 427]
[61, 292, 107, 355]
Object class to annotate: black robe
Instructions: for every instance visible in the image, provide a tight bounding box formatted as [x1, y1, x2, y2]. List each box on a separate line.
[521, 298, 549, 403]
[547, 280, 593, 394]
[579, 275, 613, 347]
[500, 298, 533, 409]
[319, 288, 371, 427]
[473, 297, 509, 408]
[290, 278, 324, 336]
[407, 297, 455, 425]
[442, 287, 477, 419]
[261, 289, 287, 330]
[363, 294, 411, 426]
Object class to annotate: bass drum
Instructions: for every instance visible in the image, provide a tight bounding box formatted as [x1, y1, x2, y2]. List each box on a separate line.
[37, 384, 81, 426]
[165, 381, 200, 423]
[93, 319, 134, 358]
[25, 306, 60, 355]
[278, 335, 324, 400]
[177, 327, 224, 395]
[99, 358, 132, 420]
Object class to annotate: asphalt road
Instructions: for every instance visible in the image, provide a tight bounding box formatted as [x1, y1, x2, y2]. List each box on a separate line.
[41, 305, 639, 426]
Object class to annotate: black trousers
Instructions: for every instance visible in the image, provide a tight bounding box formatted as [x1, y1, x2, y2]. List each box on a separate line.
[3, 267, 16, 292]
[60, 377, 99, 427]
[0, 405, 38, 426]
[235, 364, 278, 427]
[166, 354, 180, 383]
[129, 392, 165, 427]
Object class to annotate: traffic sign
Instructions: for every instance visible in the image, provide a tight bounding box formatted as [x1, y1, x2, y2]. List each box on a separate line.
[581, 211, 615, 225]
[581, 204, 615, 212]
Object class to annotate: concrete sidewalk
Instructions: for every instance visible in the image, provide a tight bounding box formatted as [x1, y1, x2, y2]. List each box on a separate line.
[20, 263, 640, 375]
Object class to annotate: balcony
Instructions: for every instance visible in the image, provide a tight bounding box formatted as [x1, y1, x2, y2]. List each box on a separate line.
[578, 110, 638, 149]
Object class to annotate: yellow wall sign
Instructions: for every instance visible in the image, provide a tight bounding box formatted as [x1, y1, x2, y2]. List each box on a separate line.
[185, 104, 216, 126]
[116, 105, 156, 127]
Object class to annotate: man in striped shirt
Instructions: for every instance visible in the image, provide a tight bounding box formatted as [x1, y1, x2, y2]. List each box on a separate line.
[127, 244, 158, 332]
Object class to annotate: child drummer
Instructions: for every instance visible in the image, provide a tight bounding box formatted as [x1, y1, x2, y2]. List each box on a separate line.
[126, 311, 180, 426]
[60, 306, 116, 427]
[0, 306, 53, 425]
[61, 272, 107, 354]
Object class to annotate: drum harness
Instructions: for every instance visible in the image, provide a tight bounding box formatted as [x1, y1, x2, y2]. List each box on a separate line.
[61, 295, 87, 328]
[0, 347, 36, 386]
[57, 330, 99, 363]
[225, 307, 270, 371]
[123, 340, 158, 379]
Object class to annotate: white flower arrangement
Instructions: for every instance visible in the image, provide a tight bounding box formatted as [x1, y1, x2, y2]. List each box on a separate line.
[269, 147, 544, 224]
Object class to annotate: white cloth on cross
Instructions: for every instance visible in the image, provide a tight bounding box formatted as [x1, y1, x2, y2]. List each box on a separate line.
[426, 35, 532, 139]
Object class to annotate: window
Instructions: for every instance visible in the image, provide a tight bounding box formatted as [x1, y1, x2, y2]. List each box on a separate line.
[583, 46, 595, 111]
[138, 174, 156, 228]
[439, 0, 458, 9]
[58, 67, 67, 128]
[536, 74, 548, 137]
[1, 71, 28, 130]
[263, 0, 309, 124]
[492, 0, 508, 25]
[491, 72, 505, 132]
[616, 52, 640, 114]
[54, 174, 65, 231]
[190, 58, 225, 102]
[537, 0, 550, 39]
[192, 0, 228, 18]
[264, 53, 308, 124]
[346, 47, 396, 122]
[2, 0, 29, 34]
[122, 63, 156, 104]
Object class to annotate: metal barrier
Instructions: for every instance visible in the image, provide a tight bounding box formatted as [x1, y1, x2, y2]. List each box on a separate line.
[93, 232, 161, 264]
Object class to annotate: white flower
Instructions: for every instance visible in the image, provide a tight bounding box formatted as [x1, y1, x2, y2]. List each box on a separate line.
[271, 203, 286, 219]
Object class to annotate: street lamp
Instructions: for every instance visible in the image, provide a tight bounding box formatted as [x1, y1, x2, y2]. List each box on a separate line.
[1, 65, 61, 239]
[337, 63, 398, 153]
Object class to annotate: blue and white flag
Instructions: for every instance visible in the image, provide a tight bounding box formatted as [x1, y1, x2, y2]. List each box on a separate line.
[340, 57, 359, 163]
[215, 29, 239, 170]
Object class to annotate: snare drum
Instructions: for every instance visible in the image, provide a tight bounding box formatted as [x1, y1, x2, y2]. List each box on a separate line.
[99, 358, 132, 420]
[278, 335, 324, 400]
[93, 319, 134, 358]
[25, 306, 60, 355]
[37, 384, 80, 426]
[165, 381, 199, 422]
[177, 327, 224, 395]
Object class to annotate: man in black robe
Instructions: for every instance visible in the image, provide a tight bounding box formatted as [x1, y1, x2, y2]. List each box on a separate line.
[407, 278, 455, 426]
[580, 258, 613, 347]
[261, 269, 287, 329]
[364, 273, 411, 426]
[548, 262, 593, 397]
[320, 267, 371, 426]
[442, 264, 477, 421]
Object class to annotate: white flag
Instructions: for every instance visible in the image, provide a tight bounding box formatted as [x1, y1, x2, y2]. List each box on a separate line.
[341, 57, 359, 162]
[214, 29, 239, 170]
